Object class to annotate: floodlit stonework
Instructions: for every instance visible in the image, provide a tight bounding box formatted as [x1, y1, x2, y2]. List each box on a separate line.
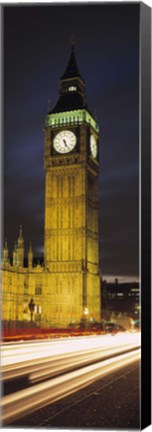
[2, 44, 101, 328]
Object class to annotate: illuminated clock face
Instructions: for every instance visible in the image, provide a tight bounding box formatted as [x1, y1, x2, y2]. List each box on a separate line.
[90, 134, 97, 159]
[53, 130, 76, 154]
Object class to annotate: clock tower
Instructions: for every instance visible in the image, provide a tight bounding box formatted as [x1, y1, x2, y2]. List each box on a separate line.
[44, 42, 101, 326]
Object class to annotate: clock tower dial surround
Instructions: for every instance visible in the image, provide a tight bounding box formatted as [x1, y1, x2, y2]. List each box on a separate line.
[53, 130, 77, 154]
[44, 44, 101, 326]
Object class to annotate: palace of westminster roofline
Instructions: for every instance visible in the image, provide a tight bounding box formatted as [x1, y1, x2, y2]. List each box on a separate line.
[2, 226, 43, 269]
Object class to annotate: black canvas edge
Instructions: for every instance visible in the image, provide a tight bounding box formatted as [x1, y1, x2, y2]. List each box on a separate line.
[0, 2, 151, 430]
[140, 2, 151, 430]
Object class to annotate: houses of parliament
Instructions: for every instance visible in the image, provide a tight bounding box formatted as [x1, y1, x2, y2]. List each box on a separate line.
[2, 43, 101, 328]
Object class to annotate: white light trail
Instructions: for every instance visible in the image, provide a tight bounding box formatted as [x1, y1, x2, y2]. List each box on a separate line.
[29, 343, 140, 383]
[1, 347, 140, 424]
[2, 332, 141, 366]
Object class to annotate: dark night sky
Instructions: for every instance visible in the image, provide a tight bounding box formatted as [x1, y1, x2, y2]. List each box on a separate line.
[4, 3, 139, 281]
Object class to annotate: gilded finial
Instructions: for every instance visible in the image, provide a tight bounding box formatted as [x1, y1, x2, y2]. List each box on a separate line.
[29, 242, 32, 251]
[17, 225, 24, 250]
[70, 34, 75, 50]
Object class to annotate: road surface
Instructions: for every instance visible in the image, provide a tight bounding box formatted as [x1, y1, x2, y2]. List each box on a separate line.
[8, 361, 140, 429]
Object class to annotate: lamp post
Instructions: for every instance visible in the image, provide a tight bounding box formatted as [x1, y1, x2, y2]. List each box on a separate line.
[28, 298, 35, 322]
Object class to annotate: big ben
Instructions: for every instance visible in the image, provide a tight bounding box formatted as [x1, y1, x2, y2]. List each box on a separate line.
[44, 41, 101, 326]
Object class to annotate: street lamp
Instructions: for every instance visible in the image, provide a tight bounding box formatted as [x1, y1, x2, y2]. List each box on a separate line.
[84, 307, 89, 317]
[83, 307, 89, 328]
[28, 298, 35, 322]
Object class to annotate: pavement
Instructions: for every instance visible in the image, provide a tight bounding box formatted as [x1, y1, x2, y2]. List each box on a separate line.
[6, 360, 140, 430]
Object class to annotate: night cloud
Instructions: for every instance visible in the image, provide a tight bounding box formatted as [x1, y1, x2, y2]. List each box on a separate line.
[4, 4, 139, 280]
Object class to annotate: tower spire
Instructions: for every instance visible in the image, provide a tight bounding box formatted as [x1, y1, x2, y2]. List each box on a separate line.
[28, 242, 33, 268]
[50, 42, 87, 114]
[13, 242, 17, 266]
[17, 225, 24, 267]
[60, 41, 83, 81]
[3, 238, 9, 264]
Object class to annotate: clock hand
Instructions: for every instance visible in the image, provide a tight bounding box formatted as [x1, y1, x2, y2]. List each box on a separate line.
[63, 139, 70, 149]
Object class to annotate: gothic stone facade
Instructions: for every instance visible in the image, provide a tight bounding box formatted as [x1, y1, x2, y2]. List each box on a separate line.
[2, 44, 101, 328]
